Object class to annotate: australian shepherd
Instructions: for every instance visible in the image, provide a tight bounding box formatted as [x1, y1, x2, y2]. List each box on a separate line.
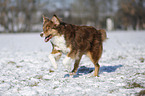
[40, 15, 107, 77]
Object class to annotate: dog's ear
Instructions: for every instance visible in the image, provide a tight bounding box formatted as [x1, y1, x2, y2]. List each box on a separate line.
[51, 15, 60, 26]
[43, 15, 49, 23]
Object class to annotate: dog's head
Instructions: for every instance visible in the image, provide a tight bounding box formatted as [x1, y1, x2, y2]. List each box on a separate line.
[40, 15, 61, 42]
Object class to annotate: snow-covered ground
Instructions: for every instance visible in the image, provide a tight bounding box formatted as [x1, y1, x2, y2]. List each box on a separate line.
[0, 31, 145, 96]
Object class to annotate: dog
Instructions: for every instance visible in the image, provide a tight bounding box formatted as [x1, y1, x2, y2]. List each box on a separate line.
[40, 15, 107, 76]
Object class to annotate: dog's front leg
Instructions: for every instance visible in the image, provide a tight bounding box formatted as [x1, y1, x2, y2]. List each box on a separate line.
[48, 49, 62, 69]
[63, 56, 75, 70]
[63, 50, 76, 70]
[63, 50, 81, 71]
[71, 54, 83, 74]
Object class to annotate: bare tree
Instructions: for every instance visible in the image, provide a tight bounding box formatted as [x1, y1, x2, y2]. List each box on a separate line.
[70, 0, 99, 26]
[0, 0, 46, 32]
[0, 0, 9, 32]
[117, 0, 145, 30]
[17, 0, 37, 32]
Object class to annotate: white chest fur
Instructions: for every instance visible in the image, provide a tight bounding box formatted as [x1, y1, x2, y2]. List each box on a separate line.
[50, 35, 70, 53]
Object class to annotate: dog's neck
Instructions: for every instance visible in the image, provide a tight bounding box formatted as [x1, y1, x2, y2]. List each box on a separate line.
[53, 22, 67, 34]
[60, 22, 66, 26]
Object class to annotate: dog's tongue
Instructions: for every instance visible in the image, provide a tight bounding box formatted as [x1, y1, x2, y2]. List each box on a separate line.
[44, 35, 52, 42]
[44, 37, 49, 42]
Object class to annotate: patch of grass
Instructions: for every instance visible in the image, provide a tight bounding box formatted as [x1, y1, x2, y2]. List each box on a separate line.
[131, 82, 144, 88]
[16, 66, 22, 68]
[29, 82, 39, 87]
[8, 61, 16, 64]
[118, 55, 126, 59]
[137, 90, 145, 96]
[124, 82, 144, 89]
[53, 86, 58, 89]
[19, 60, 25, 63]
[17, 88, 21, 91]
[34, 75, 43, 80]
[135, 73, 145, 76]
[109, 89, 115, 93]
[1, 80, 5, 83]
[142, 73, 145, 75]
[139, 57, 144, 63]
[108, 88, 119, 94]
[49, 69, 54, 73]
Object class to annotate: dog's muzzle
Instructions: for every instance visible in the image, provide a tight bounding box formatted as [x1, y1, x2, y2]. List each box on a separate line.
[44, 34, 52, 42]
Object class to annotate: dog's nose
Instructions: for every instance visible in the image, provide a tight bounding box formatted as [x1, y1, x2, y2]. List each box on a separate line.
[40, 32, 44, 37]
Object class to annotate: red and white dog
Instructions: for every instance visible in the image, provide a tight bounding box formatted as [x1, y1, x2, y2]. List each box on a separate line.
[40, 15, 107, 76]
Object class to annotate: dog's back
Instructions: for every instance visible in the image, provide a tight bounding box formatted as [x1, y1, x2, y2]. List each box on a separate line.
[55, 23, 106, 53]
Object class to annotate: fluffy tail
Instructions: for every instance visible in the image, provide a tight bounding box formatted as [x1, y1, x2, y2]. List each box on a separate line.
[98, 29, 107, 42]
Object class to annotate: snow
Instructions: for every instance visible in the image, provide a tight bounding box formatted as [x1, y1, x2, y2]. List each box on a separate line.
[0, 31, 145, 96]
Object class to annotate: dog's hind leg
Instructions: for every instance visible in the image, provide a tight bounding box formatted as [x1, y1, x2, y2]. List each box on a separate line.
[87, 44, 103, 77]
[93, 63, 100, 77]
[49, 49, 62, 69]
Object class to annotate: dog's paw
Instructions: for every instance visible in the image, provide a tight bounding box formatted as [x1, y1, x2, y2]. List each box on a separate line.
[69, 72, 76, 75]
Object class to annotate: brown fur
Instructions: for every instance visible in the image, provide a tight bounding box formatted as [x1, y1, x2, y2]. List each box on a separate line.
[41, 15, 107, 76]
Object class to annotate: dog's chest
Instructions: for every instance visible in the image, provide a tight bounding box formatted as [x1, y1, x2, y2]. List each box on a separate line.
[50, 35, 70, 53]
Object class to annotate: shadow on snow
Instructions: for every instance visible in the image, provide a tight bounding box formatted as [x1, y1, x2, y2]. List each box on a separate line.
[64, 65, 123, 78]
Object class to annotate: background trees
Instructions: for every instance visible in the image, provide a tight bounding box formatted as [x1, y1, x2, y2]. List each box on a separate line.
[0, 0, 144, 33]
[116, 0, 145, 30]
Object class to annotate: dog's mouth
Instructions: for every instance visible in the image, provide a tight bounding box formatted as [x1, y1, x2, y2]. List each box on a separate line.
[44, 34, 52, 42]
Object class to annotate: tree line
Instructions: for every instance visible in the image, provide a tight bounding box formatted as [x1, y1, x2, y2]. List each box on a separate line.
[0, 0, 144, 33]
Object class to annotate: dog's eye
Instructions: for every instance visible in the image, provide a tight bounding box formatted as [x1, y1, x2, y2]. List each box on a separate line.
[52, 25, 57, 29]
